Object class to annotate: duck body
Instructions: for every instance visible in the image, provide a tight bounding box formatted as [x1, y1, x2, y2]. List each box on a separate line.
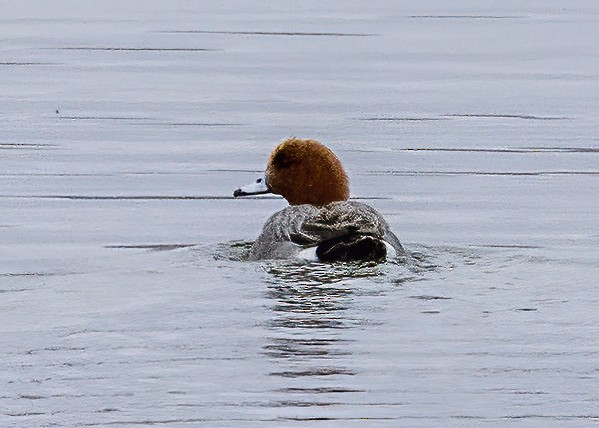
[247, 201, 404, 261]
[234, 138, 404, 263]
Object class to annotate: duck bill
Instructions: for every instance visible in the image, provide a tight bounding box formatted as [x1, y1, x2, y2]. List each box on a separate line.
[233, 174, 271, 197]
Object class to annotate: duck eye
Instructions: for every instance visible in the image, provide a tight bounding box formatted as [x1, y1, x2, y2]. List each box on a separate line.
[272, 150, 292, 169]
[256, 178, 262, 183]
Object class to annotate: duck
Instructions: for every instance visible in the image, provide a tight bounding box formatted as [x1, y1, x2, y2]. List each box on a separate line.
[233, 138, 404, 262]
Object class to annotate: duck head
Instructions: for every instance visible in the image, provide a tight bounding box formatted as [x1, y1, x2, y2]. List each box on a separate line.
[234, 138, 350, 206]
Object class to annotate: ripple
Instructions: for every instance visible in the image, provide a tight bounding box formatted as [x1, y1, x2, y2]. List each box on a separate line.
[51, 46, 216, 51]
[158, 30, 377, 37]
[105, 243, 195, 251]
[270, 367, 355, 378]
[409, 295, 452, 301]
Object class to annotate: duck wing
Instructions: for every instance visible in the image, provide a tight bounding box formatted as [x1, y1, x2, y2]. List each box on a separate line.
[247, 204, 319, 260]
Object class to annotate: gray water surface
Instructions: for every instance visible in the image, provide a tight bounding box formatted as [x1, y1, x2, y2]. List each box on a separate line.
[1, 1, 598, 426]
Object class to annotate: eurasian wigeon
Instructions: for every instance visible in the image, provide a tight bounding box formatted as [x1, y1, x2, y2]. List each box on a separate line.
[234, 138, 404, 262]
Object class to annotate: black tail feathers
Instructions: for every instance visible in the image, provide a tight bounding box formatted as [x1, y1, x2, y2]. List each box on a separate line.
[316, 230, 387, 262]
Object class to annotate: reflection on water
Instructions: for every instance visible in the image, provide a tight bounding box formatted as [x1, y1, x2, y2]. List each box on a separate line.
[263, 337, 351, 359]
[264, 259, 393, 332]
[221, 241, 452, 412]
[261, 261, 365, 410]
[260, 259, 393, 411]
[265, 263, 366, 331]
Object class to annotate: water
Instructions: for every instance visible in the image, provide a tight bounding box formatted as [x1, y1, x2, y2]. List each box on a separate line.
[2, 1, 598, 426]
